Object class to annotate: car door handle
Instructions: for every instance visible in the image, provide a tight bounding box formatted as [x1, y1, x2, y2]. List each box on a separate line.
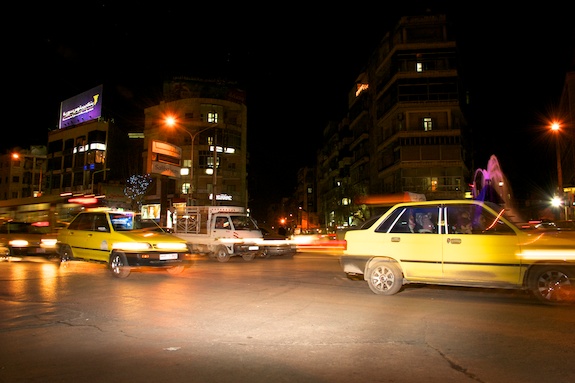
[391, 237, 400, 242]
[447, 238, 461, 244]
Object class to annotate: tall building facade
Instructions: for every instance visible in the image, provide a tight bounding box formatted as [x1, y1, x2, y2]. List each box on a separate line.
[317, 12, 472, 229]
[0, 146, 47, 200]
[142, 77, 249, 215]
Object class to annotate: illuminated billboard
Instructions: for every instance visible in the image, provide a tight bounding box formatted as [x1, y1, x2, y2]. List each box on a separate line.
[59, 84, 103, 129]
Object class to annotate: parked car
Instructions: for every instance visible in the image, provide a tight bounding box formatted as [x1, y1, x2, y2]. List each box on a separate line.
[340, 200, 575, 305]
[57, 210, 192, 277]
[0, 220, 59, 259]
[535, 220, 575, 231]
[257, 225, 296, 258]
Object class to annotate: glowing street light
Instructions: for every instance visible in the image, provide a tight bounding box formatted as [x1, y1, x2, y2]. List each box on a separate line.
[551, 121, 566, 219]
[165, 115, 213, 206]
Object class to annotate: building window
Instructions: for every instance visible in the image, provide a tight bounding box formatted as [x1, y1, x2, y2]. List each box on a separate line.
[416, 62, 423, 72]
[181, 182, 190, 195]
[423, 117, 433, 131]
[208, 112, 218, 123]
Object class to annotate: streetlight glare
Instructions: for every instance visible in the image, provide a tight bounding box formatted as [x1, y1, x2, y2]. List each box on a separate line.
[164, 115, 177, 127]
[551, 122, 560, 131]
[551, 196, 562, 207]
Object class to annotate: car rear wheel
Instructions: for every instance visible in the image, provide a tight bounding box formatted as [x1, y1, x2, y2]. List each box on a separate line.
[529, 266, 574, 304]
[366, 261, 403, 295]
[109, 252, 130, 278]
[214, 246, 231, 263]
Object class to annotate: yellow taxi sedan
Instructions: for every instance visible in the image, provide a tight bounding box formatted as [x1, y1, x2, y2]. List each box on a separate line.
[340, 200, 575, 305]
[57, 210, 192, 278]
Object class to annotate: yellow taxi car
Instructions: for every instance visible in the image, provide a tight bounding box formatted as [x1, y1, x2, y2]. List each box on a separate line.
[340, 200, 575, 305]
[57, 210, 192, 278]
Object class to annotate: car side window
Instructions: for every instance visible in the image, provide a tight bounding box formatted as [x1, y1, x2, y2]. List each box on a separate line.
[215, 217, 231, 230]
[68, 214, 94, 231]
[387, 207, 438, 234]
[387, 208, 413, 233]
[93, 214, 110, 232]
[447, 205, 515, 235]
[447, 205, 474, 234]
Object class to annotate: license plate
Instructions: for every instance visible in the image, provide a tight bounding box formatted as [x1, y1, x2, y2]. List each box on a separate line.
[160, 253, 178, 260]
[248, 246, 259, 251]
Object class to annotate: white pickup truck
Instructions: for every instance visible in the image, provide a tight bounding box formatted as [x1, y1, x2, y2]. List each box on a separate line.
[172, 206, 262, 262]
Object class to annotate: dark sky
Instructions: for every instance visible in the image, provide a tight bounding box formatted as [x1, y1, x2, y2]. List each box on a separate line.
[6, 3, 574, 207]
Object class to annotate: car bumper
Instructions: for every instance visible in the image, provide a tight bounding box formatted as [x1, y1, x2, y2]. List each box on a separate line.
[124, 252, 194, 267]
[9, 246, 59, 257]
[262, 244, 297, 256]
[339, 255, 370, 275]
[233, 243, 260, 254]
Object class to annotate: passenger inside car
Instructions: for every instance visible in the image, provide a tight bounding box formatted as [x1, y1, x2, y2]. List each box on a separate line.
[457, 211, 473, 234]
[416, 212, 435, 233]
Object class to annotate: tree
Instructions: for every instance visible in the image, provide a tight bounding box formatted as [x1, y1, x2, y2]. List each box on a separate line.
[124, 174, 153, 211]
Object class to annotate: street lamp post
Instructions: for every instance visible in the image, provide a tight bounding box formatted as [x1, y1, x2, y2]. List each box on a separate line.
[551, 122, 566, 219]
[165, 116, 214, 206]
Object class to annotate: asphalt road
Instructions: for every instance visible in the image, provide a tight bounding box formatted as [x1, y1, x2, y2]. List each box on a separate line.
[1, 252, 574, 383]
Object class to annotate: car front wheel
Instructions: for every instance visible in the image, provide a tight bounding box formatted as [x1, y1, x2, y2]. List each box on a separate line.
[214, 246, 231, 263]
[366, 261, 403, 295]
[59, 244, 73, 261]
[109, 252, 130, 278]
[529, 266, 574, 304]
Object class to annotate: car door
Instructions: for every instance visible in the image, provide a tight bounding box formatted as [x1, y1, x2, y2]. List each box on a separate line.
[385, 205, 444, 280]
[441, 203, 523, 286]
[65, 212, 111, 262]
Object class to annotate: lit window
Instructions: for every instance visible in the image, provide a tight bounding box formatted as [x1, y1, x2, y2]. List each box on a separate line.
[416, 62, 423, 72]
[423, 117, 433, 131]
[208, 112, 218, 123]
[181, 183, 190, 194]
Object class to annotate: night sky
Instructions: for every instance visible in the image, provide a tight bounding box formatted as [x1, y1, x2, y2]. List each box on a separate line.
[6, 3, 574, 210]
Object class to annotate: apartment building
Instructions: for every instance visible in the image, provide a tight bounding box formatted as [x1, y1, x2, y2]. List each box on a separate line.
[142, 77, 249, 214]
[317, 12, 472, 229]
[0, 146, 46, 200]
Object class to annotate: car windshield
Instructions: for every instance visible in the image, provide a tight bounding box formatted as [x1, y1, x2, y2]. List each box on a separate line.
[231, 215, 259, 230]
[110, 212, 165, 232]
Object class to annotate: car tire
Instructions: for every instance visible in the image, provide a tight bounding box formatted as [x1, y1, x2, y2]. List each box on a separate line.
[528, 265, 574, 304]
[109, 252, 131, 278]
[366, 261, 403, 295]
[59, 244, 74, 264]
[260, 248, 271, 259]
[167, 265, 185, 275]
[214, 246, 231, 263]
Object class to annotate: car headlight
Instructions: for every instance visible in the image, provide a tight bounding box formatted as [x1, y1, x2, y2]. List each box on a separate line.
[9, 240, 29, 247]
[112, 242, 152, 251]
[155, 242, 188, 251]
[41, 239, 58, 248]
